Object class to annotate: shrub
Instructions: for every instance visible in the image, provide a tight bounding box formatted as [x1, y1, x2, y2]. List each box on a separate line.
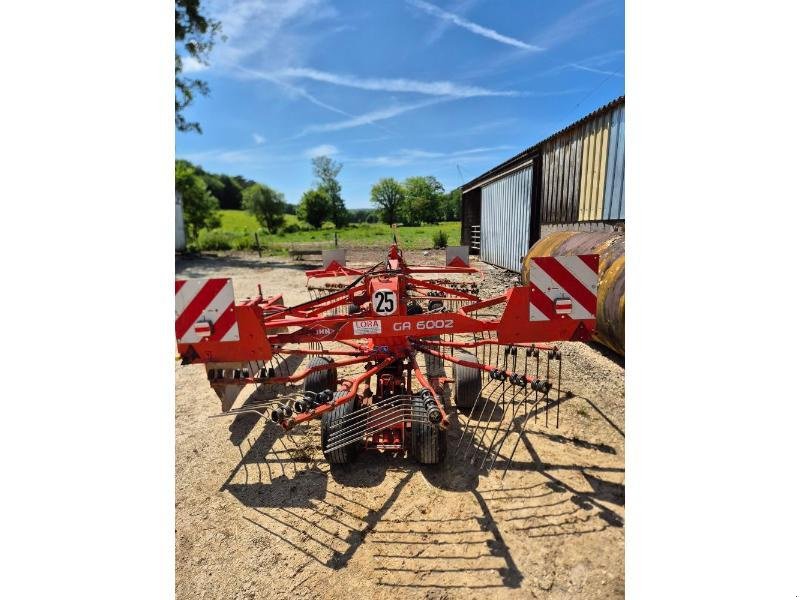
[197, 229, 234, 250]
[432, 230, 448, 249]
[281, 223, 301, 234]
[232, 235, 255, 251]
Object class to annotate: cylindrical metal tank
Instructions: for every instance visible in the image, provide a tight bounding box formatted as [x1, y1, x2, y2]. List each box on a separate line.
[521, 231, 625, 356]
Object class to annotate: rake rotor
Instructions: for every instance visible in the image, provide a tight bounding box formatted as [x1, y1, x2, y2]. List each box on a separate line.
[175, 243, 596, 469]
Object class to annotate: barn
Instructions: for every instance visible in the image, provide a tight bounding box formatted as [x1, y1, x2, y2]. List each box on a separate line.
[460, 96, 625, 271]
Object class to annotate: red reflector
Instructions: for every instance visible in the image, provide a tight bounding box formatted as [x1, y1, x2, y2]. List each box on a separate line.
[194, 322, 212, 335]
[554, 298, 572, 315]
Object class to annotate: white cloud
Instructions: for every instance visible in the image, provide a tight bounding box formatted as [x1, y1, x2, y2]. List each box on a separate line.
[406, 0, 541, 51]
[276, 67, 519, 98]
[305, 144, 339, 158]
[252, 133, 266, 145]
[181, 56, 208, 73]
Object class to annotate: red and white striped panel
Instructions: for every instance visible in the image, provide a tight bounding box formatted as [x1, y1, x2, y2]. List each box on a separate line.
[529, 255, 598, 322]
[175, 278, 240, 344]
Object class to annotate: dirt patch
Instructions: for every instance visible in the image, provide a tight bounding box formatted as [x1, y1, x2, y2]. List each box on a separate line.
[176, 250, 624, 599]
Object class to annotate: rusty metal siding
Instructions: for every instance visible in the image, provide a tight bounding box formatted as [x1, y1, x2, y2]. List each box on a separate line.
[480, 167, 532, 271]
[603, 105, 625, 220]
[540, 129, 582, 224]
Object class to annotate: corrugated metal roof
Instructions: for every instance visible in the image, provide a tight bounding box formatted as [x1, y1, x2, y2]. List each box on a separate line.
[461, 96, 625, 192]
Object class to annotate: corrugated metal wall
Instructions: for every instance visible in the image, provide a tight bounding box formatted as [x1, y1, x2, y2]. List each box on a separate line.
[540, 103, 625, 224]
[602, 105, 625, 220]
[541, 130, 581, 223]
[480, 167, 532, 271]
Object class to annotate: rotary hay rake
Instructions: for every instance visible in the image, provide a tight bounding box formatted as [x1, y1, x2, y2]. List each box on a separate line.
[175, 242, 599, 473]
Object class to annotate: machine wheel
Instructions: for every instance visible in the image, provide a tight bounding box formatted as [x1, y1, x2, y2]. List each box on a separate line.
[453, 350, 482, 411]
[423, 336, 446, 379]
[410, 393, 447, 464]
[321, 390, 360, 464]
[303, 356, 337, 394]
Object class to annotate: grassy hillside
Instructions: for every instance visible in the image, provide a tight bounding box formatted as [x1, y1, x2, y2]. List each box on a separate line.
[192, 210, 460, 252]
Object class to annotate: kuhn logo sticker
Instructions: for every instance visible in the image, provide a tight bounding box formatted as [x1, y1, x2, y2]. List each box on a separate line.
[353, 319, 382, 335]
[313, 327, 334, 336]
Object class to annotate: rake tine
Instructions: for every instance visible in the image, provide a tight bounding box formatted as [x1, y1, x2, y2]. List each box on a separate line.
[556, 350, 562, 428]
[327, 405, 411, 444]
[480, 380, 525, 470]
[486, 388, 534, 472]
[455, 379, 497, 452]
[479, 348, 519, 469]
[545, 351, 552, 427]
[468, 347, 511, 463]
[486, 348, 533, 472]
[533, 349, 539, 423]
[500, 396, 543, 479]
[463, 377, 502, 461]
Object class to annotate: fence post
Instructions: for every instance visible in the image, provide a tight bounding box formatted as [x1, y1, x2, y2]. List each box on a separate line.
[334, 231, 338, 248]
[254, 232, 262, 257]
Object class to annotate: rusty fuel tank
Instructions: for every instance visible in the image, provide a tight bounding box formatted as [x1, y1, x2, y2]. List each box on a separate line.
[522, 231, 625, 356]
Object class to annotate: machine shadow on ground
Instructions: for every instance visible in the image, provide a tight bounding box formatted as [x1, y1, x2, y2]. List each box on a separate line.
[217, 387, 624, 591]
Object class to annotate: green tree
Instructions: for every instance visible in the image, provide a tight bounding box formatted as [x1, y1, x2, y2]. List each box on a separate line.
[176, 0, 222, 133]
[312, 155, 348, 227]
[370, 178, 405, 224]
[242, 183, 286, 233]
[442, 188, 462, 221]
[297, 188, 330, 229]
[175, 160, 220, 240]
[401, 176, 445, 225]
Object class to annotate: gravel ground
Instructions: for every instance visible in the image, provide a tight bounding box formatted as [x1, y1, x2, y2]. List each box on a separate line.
[175, 249, 625, 599]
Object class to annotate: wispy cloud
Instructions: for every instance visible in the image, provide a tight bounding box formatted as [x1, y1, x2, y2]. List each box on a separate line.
[532, 0, 616, 49]
[276, 67, 519, 97]
[351, 145, 513, 167]
[568, 63, 623, 77]
[305, 144, 339, 158]
[405, 0, 541, 51]
[209, 0, 337, 67]
[252, 133, 266, 145]
[300, 97, 451, 135]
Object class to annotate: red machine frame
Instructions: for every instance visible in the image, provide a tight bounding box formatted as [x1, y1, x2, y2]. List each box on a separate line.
[176, 243, 598, 463]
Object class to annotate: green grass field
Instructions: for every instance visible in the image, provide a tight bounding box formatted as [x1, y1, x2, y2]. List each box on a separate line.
[192, 210, 460, 252]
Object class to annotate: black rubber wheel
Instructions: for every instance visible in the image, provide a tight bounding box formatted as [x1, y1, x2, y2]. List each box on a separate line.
[303, 356, 337, 394]
[410, 393, 447, 464]
[453, 349, 482, 411]
[423, 336, 446, 379]
[321, 390, 361, 464]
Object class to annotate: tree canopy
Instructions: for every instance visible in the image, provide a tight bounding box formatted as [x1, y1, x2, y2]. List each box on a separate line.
[242, 184, 286, 233]
[297, 188, 330, 229]
[312, 156, 348, 228]
[175, 161, 220, 240]
[370, 178, 405, 224]
[400, 176, 446, 226]
[175, 0, 222, 134]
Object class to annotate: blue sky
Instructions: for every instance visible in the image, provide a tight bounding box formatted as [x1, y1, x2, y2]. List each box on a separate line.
[176, 0, 624, 209]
